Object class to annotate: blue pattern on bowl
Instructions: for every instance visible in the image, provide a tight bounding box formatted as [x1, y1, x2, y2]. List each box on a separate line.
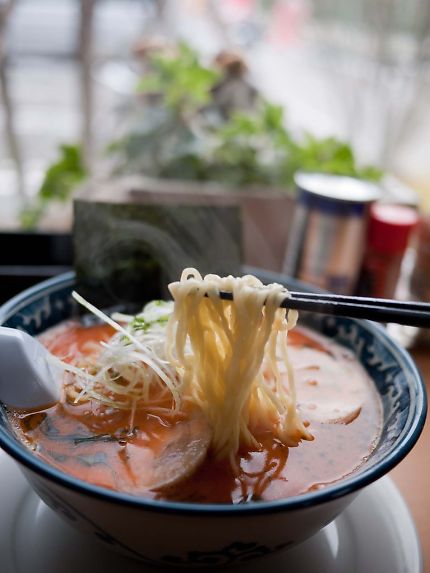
[0, 271, 76, 334]
[23, 475, 294, 567]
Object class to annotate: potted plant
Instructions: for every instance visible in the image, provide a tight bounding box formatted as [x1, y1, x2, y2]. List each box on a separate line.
[22, 42, 381, 272]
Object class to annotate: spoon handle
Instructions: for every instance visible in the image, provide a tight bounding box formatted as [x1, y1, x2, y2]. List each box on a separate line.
[0, 327, 62, 409]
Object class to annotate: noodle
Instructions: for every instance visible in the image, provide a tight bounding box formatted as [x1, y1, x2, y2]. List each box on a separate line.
[55, 269, 314, 470]
[167, 269, 313, 466]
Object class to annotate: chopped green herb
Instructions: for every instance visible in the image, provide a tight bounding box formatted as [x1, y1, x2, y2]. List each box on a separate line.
[131, 315, 169, 333]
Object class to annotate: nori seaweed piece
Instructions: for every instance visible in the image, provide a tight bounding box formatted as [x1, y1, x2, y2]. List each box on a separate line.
[74, 199, 242, 308]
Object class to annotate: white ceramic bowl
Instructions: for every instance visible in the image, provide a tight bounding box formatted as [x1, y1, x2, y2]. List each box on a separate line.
[0, 272, 426, 568]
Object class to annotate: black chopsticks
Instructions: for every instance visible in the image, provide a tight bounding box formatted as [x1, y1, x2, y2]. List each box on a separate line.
[217, 291, 430, 328]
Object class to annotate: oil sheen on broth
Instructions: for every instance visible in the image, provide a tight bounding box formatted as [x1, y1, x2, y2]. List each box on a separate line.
[9, 322, 382, 504]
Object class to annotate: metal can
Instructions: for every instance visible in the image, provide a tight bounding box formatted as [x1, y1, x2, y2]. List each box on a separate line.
[283, 173, 380, 294]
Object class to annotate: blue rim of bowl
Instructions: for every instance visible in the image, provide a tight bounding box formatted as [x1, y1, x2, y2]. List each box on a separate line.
[0, 272, 427, 517]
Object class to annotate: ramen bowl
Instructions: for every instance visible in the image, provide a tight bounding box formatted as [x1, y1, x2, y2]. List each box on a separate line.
[0, 271, 426, 568]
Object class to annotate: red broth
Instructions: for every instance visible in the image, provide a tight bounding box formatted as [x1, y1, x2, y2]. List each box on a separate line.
[8, 321, 382, 503]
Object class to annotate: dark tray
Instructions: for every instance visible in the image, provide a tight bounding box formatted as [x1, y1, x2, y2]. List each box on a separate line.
[0, 232, 73, 304]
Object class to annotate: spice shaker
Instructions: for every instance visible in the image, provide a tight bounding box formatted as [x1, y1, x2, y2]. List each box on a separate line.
[283, 173, 380, 294]
[357, 204, 418, 299]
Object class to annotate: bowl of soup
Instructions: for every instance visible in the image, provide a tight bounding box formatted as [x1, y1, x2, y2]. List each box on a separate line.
[0, 270, 426, 568]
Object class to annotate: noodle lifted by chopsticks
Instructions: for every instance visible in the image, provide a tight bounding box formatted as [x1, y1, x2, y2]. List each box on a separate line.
[167, 269, 313, 468]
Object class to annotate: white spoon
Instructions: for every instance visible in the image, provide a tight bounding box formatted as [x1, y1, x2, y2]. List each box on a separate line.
[0, 327, 62, 410]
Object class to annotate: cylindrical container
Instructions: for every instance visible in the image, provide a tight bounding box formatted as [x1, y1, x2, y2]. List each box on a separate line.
[406, 213, 430, 347]
[410, 214, 430, 303]
[283, 173, 380, 294]
[357, 204, 418, 299]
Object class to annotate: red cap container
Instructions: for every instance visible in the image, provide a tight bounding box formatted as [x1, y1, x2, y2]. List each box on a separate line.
[367, 204, 419, 254]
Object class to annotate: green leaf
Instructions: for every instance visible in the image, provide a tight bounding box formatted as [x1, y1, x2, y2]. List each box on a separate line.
[136, 74, 163, 93]
[136, 42, 220, 113]
[39, 144, 87, 202]
[20, 144, 87, 230]
[262, 103, 284, 131]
